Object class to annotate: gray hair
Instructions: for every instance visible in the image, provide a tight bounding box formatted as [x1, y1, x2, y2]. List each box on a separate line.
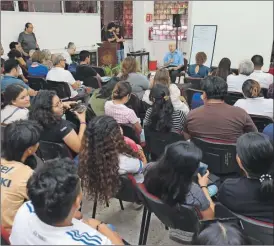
[53, 54, 65, 66]
[238, 60, 254, 76]
[67, 42, 76, 50]
[41, 49, 51, 60]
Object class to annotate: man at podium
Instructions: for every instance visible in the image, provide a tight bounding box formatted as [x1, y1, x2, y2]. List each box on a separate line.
[163, 43, 184, 83]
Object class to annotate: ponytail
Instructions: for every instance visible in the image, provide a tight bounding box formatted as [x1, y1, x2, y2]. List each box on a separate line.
[112, 81, 132, 100]
[259, 172, 274, 201]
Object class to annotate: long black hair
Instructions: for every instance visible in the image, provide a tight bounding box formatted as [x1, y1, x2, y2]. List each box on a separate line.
[2, 83, 26, 109]
[148, 84, 174, 132]
[29, 90, 61, 128]
[236, 132, 274, 201]
[212, 57, 231, 81]
[144, 141, 202, 206]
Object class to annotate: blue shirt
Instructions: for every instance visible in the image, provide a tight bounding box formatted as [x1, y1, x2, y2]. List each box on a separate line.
[28, 63, 48, 77]
[163, 50, 184, 67]
[188, 64, 210, 78]
[1, 75, 30, 92]
[263, 123, 273, 143]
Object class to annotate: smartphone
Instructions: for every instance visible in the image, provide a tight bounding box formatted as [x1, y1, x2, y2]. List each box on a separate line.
[198, 163, 208, 176]
[70, 103, 86, 113]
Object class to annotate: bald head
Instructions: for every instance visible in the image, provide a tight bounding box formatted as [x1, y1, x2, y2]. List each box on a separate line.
[169, 43, 176, 53]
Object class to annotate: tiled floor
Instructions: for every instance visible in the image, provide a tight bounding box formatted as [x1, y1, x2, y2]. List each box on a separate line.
[82, 197, 182, 245]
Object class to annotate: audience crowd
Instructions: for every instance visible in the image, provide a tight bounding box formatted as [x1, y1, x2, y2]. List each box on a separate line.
[0, 21, 273, 245]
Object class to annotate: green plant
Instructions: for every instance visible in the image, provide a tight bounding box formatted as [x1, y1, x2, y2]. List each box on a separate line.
[103, 63, 121, 77]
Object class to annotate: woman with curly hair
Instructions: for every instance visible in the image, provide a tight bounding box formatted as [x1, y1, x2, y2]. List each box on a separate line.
[188, 52, 210, 78]
[78, 115, 144, 202]
[119, 56, 149, 99]
[144, 84, 186, 133]
[29, 90, 86, 154]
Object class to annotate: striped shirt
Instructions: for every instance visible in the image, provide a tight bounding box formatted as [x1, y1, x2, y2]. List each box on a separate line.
[144, 107, 186, 133]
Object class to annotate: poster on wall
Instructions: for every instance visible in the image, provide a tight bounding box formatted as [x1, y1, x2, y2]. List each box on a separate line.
[189, 25, 217, 68]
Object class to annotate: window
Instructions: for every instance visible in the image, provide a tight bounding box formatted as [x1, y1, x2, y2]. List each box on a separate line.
[1, 1, 14, 11]
[153, 1, 189, 41]
[18, 1, 62, 13]
[64, 1, 98, 13]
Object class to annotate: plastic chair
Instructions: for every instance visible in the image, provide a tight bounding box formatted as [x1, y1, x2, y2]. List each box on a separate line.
[92, 66, 106, 77]
[224, 92, 244, 105]
[249, 114, 274, 132]
[136, 183, 201, 245]
[125, 93, 142, 118]
[261, 88, 268, 98]
[28, 76, 47, 91]
[184, 77, 202, 90]
[82, 76, 102, 89]
[191, 137, 241, 177]
[46, 80, 71, 101]
[37, 140, 73, 161]
[144, 127, 185, 161]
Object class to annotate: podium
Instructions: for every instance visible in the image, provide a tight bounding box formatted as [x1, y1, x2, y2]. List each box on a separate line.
[98, 42, 118, 67]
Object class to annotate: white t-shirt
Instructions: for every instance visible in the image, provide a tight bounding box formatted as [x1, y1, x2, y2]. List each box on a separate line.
[10, 201, 112, 245]
[234, 97, 273, 119]
[249, 70, 273, 89]
[46, 67, 78, 97]
[142, 84, 190, 115]
[1, 105, 29, 124]
[119, 154, 144, 183]
[227, 74, 250, 93]
[62, 50, 73, 65]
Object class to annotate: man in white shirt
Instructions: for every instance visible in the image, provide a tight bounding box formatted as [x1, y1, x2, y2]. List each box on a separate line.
[10, 158, 123, 245]
[250, 55, 273, 89]
[46, 54, 89, 102]
[62, 42, 76, 65]
[227, 60, 254, 93]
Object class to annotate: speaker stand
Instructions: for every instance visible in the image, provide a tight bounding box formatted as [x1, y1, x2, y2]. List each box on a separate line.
[175, 27, 179, 50]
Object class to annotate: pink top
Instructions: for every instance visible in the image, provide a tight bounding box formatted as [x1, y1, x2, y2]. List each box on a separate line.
[104, 100, 139, 125]
[124, 136, 139, 152]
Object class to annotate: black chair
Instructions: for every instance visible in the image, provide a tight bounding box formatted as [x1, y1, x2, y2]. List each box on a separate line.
[82, 76, 102, 89]
[249, 114, 274, 132]
[120, 124, 140, 144]
[46, 80, 72, 101]
[177, 58, 188, 84]
[28, 76, 47, 91]
[136, 183, 201, 245]
[185, 88, 203, 109]
[1, 125, 6, 145]
[184, 77, 202, 90]
[92, 174, 139, 218]
[92, 66, 106, 77]
[224, 92, 244, 105]
[191, 137, 241, 177]
[37, 141, 73, 161]
[125, 93, 142, 118]
[144, 127, 185, 161]
[261, 88, 268, 98]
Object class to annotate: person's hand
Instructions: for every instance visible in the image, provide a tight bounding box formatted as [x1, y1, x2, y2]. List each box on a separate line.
[74, 110, 86, 123]
[23, 78, 28, 83]
[169, 58, 174, 63]
[75, 80, 82, 88]
[82, 218, 102, 229]
[74, 210, 83, 220]
[63, 101, 77, 109]
[198, 170, 210, 187]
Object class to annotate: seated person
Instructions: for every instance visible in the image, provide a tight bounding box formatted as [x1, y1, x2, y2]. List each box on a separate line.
[188, 52, 210, 78]
[78, 115, 145, 204]
[1, 59, 37, 96]
[210, 57, 232, 81]
[28, 50, 48, 77]
[192, 222, 250, 245]
[89, 77, 119, 116]
[263, 123, 273, 144]
[41, 49, 53, 69]
[250, 55, 273, 89]
[227, 60, 254, 93]
[46, 55, 89, 102]
[184, 76, 257, 142]
[119, 57, 149, 99]
[144, 84, 186, 134]
[9, 41, 29, 57]
[62, 42, 76, 65]
[76, 50, 102, 86]
[234, 79, 273, 119]
[144, 141, 215, 220]
[7, 49, 28, 83]
[163, 43, 184, 83]
[10, 158, 123, 245]
[142, 68, 189, 114]
[29, 90, 86, 154]
[218, 133, 274, 223]
[1, 84, 30, 124]
[26, 49, 36, 68]
[104, 81, 142, 136]
[1, 120, 41, 231]
[267, 82, 273, 99]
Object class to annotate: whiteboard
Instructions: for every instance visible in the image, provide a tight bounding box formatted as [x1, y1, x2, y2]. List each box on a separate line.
[189, 25, 217, 68]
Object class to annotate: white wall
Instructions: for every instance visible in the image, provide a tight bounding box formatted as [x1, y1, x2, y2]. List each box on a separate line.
[188, 1, 273, 69]
[1, 11, 101, 55]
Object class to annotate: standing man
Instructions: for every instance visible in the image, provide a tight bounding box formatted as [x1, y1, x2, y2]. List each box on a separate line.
[106, 22, 118, 43]
[163, 43, 184, 83]
[18, 23, 39, 55]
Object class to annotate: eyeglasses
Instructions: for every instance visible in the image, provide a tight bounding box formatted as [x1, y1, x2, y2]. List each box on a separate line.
[53, 100, 63, 108]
